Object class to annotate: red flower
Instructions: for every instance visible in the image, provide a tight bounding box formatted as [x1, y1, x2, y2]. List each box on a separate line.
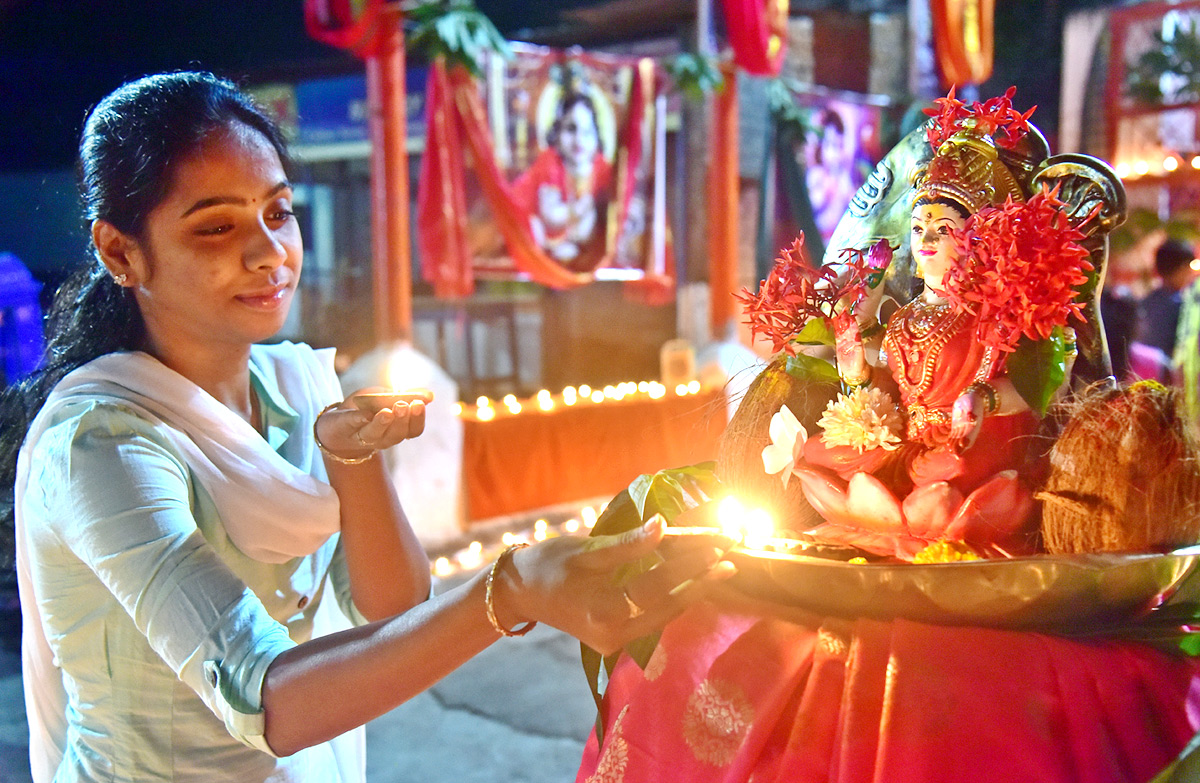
[943, 184, 1094, 353]
[924, 86, 1034, 151]
[737, 235, 894, 355]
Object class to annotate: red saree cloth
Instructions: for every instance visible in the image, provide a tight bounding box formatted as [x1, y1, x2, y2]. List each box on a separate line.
[578, 600, 1200, 783]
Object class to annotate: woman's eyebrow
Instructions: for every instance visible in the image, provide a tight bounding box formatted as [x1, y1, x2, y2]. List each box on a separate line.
[180, 181, 291, 218]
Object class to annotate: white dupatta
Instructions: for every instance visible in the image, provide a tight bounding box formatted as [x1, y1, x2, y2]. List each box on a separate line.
[15, 343, 364, 782]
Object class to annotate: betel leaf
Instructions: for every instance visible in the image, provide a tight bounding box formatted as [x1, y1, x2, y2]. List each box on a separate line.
[581, 463, 722, 740]
[784, 352, 840, 384]
[1006, 330, 1067, 416]
[627, 462, 720, 524]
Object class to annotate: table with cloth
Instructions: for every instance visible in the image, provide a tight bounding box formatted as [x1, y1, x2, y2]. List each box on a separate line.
[577, 583, 1200, 783]
[462, 389, 726, 521]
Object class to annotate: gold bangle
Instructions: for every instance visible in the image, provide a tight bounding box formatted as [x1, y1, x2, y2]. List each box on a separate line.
[485, 543, 537, 638]
[842, 367, 872, 389]
[967, 381, 1000, 415]
[313, 402, 375, 465]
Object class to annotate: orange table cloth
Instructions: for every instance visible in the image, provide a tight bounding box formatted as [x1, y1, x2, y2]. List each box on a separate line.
[462, 390, 727, 521]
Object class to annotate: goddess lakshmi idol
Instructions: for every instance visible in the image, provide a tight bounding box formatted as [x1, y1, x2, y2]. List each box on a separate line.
[575, 91, 1200, 783]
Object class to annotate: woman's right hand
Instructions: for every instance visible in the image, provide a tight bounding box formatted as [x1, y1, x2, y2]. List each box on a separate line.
[494, 517, 737, 655]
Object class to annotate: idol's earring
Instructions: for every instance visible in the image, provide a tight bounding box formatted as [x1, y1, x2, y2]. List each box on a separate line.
[113, 273, 128, 286]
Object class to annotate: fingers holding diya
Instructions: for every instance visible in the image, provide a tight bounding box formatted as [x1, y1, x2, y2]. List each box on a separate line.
[350, 388, 434, 415]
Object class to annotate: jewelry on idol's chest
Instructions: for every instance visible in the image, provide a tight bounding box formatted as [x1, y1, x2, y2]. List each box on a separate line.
[887, 300, 964, 400]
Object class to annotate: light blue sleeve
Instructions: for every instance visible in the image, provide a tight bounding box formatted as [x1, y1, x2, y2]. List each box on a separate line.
[48, 403, 297, 755]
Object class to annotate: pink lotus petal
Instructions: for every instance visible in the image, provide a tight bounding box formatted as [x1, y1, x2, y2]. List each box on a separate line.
[902, 481, 964, 539]
[793, 467, 852, 525]
[943, 470, 1036, 548]
[845, 472, 905, 534]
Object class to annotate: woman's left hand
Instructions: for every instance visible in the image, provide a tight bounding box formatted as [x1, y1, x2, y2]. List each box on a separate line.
[949, 389, 985, 449]
[316, 388, 427, 462]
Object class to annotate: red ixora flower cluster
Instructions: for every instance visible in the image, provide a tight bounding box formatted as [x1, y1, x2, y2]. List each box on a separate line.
[943, 184, 1096, 353]
[737, 235, 892, 355]
[924, 86, 1036, 151]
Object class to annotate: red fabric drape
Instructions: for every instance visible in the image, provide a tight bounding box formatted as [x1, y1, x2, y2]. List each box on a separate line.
[930, 0, 995, 86]
[416, 62, 474, 299]
[462, 390, 726, 521]
[303, 0, 385, 58]
[720, 0, 789, 77]
[417, 57, 674, 299]
[708, 65, 741, 335]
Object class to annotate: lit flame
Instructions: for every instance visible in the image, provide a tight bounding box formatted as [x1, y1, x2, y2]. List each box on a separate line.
[716, 495, 774, 547]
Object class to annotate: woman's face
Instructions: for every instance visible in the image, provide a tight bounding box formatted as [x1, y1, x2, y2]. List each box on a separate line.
[126, 122, 301, 358]
[910, 202, 966, 293]
[556, 101, 600, 169]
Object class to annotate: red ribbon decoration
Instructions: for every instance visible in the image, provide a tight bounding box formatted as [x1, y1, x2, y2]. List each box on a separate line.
[929, 0, 995, 86]
[720, 0, 789, 77]
[303, 0, 386, 59]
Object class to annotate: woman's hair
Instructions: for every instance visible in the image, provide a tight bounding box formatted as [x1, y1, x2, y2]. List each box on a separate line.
[546, 91, 599, 153]
[0, 71, 290, 564]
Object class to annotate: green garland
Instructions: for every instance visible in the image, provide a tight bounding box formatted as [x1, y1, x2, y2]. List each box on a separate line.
[406, 0, 511, 76]
[1126, 22, 1200, 106]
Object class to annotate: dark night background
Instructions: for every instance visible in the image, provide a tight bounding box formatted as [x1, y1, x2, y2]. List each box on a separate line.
[0, 0, 1112, 174]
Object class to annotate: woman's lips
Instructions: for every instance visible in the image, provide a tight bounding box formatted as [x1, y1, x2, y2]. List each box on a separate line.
[237, 286, 289, 309]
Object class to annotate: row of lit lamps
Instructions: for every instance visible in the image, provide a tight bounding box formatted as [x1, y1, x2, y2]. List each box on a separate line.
[431, 504, 603, 579]
[453, 380, 704, 421]
[1115, 154, 1200, 180]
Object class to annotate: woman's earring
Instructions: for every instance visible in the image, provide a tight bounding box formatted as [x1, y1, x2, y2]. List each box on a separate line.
[113, 273, 128, 286]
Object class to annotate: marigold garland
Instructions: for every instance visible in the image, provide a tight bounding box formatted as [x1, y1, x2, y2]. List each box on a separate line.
[943, 183, 1095, 353]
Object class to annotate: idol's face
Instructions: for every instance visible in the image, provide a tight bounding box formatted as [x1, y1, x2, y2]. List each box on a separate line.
[910, 202, 966, 294]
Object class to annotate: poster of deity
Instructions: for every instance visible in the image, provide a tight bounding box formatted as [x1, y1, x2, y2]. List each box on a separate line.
[760, 92, 888, 269]
[466, 44, 666, 281]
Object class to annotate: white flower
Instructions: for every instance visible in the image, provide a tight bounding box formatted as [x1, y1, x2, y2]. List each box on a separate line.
[818, 387, 903, 454]
[762, 405, 808, 488]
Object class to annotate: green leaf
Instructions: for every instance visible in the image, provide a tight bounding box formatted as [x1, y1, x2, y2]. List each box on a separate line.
[784, 352, 840, 383]
[627, 463, 720, 524]
[579, 463, 720, 740]
[791, 317, 835, 346]
[1006, 331, 1066, 416]
[666, 52, 724, 101]
[589, 489, 644, 538]
[406, 0, 510, 76]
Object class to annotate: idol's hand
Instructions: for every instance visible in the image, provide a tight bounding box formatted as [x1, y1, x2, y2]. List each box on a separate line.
[949, 389, 984, 449]
[833, 310, 869, 387]
[498, 517, 737, 655]
[315, 387, 428, 461]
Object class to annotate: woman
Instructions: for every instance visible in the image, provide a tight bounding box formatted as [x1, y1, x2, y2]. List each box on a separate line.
[0, 71, 734, 783]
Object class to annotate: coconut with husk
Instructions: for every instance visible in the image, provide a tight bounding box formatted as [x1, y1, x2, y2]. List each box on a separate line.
[716, 355, 839, 533]
[1038, 380, 1200, 554]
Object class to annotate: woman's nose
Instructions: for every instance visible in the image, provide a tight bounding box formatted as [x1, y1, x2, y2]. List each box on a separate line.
[245, 223, 288, 270]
